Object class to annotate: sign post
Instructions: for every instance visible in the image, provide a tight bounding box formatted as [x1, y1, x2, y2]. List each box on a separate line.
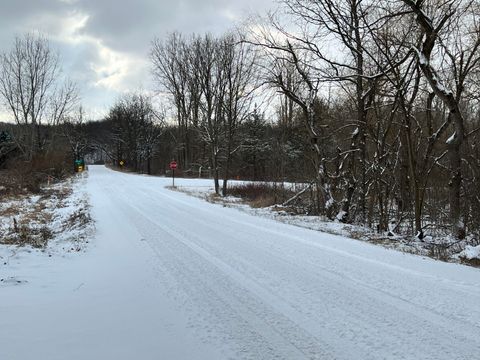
[169, 160, 177, 187]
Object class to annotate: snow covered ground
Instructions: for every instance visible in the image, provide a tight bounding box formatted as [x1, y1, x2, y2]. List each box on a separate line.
[170, 179, 375, 239]
[0, 174, 92, 252]
[1, 165, 479, 360]
[1, 174, 93, 288]
[173, 178, 480, 264]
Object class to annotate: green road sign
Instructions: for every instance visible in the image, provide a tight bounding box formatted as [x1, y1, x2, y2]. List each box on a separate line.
[74, 159, 85, 173]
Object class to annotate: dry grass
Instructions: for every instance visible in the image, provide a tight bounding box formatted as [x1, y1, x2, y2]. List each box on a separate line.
[1, 221, 51, 249]
[460, 258, 480, 267]
[64, 207, 91, 230]
[0, 205, 18, 218]
[0, 181, 88, 249]
[250, 195, 278, 208]
[227, 183, 296, 208]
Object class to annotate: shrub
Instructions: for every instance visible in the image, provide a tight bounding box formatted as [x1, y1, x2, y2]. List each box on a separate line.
[227, 183, 296, 208]
[1, 151, 73, 194]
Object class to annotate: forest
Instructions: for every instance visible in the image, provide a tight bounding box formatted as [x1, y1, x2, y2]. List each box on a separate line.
[1, 0, 480, 249]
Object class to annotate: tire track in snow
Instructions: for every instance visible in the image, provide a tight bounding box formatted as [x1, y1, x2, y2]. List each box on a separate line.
[94, 167, 480, 359]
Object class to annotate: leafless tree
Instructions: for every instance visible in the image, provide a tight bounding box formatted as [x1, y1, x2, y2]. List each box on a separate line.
[107, 93, 162, 174]
[151, 33, 200, 169]
[217, 33, 258, 196]
[0, 33, 78, 160]
[248, 25, 336, 216]
[151, 32, 258, 194]
[399, 0, 480, 239]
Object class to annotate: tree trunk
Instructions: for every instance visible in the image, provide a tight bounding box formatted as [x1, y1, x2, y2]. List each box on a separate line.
[211, 147, 220, 194]
[222, 156, 230, 197]
[449, 141, 465, 239]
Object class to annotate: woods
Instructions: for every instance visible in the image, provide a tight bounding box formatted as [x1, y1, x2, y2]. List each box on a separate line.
[244, 0, 480, 243]
[2, 0, 480, 248]
[150, 32, 258, 194]
[143, 0, 480, 245]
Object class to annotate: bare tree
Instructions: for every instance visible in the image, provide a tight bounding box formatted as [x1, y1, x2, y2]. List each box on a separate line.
[151, 33, 200, 169]
[106, 93, 162, 174]
[0, 33, 78, 160]
[217, 33, 258, 196]
[399, 0, 480, 239]
[248, 25, 336, 216]
[62, 106, 89, 171]
[152, 32, 257, 194]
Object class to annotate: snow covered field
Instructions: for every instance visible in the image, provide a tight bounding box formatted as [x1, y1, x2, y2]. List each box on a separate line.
[1, 165, 479, 360]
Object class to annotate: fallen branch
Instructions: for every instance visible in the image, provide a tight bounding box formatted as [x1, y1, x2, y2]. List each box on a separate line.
[282, 182, 313, 206]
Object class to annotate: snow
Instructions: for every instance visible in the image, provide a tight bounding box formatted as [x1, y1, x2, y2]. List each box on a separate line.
[446, 132, 456, 144]
[459, 245, 480, 260]
[325, 196, 335, 209]
[1, 165, 480, 360]
[417, 50, 429, 66]
[414, 48, 454, 97]
[0, 175, 92, 252]
[430, 71, 453, 96]
[336, 210, 347, 221]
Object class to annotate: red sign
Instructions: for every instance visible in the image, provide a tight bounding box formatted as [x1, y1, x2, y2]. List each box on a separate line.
[169, 161, 177, 170]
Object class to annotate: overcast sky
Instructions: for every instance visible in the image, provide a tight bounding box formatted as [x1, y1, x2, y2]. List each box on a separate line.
[0, 0, 275, 120]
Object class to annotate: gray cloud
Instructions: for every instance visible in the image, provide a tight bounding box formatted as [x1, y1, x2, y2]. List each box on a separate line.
[0, 0, 275, 119]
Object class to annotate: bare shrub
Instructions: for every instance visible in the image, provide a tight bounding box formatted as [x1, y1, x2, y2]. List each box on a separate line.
[228, 183, 296, 208]
[63, 208, 91, 230]
[2, 151, 72, 194]
[3, 220, 52, 248]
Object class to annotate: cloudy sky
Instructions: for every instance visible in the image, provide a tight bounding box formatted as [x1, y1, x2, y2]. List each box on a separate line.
[0, 0, 275, 120]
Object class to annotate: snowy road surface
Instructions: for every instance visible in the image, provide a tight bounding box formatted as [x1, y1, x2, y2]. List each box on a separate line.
[1, 165, 480, 360]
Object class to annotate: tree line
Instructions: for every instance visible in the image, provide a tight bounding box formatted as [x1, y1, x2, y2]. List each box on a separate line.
[139, 0, 480, 242]
[1, 0, 480, 244]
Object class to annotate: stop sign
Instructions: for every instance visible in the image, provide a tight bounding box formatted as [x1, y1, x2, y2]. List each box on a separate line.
[169, 161, 177, 170]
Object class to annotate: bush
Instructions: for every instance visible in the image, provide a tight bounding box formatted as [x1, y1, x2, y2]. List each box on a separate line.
[1, 151, 73, 194]
[227, 183, 296, 208]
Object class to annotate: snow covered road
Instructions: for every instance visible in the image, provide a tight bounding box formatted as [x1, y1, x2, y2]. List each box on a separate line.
[2, 165, 480, 359]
